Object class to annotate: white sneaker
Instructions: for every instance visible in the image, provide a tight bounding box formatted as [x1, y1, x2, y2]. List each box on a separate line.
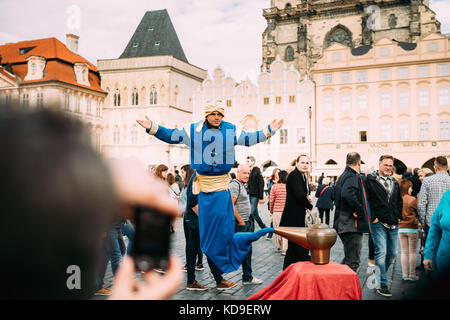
[408, 274, 420, 281]
[243, 277, 263, 285]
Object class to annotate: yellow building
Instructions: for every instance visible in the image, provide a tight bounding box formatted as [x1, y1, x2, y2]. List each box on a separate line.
[312, 33, 450, 178]
[0, 34, 106, 151]
[193, 58, 314, 170]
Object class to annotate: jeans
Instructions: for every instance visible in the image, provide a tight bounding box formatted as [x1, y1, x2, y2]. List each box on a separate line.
[106, 227, 122, 275]
[95, 227, 122, 290]
[249, 196, 266, 232]
[183, 216, 203, 267]
[368, 233, 375, 261]
[184, 214, 201, 284]
[206, 257, 224, 284]
[339, 232, 363, 272]
[235, 220, 253, 282]
[121, 220, 135, 255]
[371, 222, 399, 287]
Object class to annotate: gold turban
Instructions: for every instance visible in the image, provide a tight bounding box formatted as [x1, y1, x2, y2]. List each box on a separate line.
[204, 100, 225, 117]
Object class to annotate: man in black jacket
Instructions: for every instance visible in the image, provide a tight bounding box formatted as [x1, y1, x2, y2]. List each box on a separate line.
[280, 154, 314, 269]
[247, 156, 267, 231]
[334, 152, 371, 273]
[364, 154, 402, 298]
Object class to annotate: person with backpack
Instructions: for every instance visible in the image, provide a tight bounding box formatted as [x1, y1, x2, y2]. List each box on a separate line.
[315, 177, 335, 226]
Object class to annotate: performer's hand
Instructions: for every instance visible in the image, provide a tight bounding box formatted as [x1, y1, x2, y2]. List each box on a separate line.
[270, 119, 284, 131]
[136, 115, 152, 130]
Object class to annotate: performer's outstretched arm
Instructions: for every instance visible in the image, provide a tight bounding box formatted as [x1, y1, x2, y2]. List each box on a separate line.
[236, 119, 284, 147]
[137, 116, 190, 146]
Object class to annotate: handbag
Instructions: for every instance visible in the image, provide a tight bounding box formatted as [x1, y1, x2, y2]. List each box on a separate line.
[305, 208, 317, 227]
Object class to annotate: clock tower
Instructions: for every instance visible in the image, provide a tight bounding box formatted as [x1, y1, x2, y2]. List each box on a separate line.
[261, 0, 441, 79]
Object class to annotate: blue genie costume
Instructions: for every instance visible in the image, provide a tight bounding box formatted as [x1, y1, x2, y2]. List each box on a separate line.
[145, 102, 275, 272]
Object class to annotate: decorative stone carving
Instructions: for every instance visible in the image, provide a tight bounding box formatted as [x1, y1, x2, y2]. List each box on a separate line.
[324, 25, 353, 48]
[298, 23, 307, 52]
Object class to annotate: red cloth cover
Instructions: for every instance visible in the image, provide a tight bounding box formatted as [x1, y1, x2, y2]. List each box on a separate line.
[248, 261, 361, 300]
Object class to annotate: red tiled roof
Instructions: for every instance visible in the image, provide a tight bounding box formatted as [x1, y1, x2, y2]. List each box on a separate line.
[0, 66, 17, 83]
[0, 37, 105, 93]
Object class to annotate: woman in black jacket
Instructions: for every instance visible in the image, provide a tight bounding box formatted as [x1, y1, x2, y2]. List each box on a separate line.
[315, 177, 334, 226]
[280, 155, 314, 269]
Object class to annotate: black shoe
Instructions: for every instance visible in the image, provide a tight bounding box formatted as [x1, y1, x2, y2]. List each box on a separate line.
[195, 264, 205, 271]
[376, 286, 392, 297]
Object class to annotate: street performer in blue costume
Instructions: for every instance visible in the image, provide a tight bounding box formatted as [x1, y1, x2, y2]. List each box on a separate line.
[136, 100, 283, 273]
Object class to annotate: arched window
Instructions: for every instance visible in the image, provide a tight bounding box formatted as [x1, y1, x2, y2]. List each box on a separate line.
[131, 88, 139, 106]
[325, 159, 338, 165]
[285, 3, 292, 9]
[324, 25, 352, 48]
[113, 89, 121, 107]
[149, 86, 157, 105]
[285, 46, 294, 61]
[389, 14, 397, 28]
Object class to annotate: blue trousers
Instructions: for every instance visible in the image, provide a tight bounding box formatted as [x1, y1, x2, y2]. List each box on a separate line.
[184, 213, 222, 284]
[235, 221, 253, 282]
[371, 222, 399, 287]
[198, 190, 273, 273]
[249, 196, 267, 231]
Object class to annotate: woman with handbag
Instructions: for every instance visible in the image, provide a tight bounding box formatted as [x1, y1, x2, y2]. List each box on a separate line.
[279, 155, 314, 270]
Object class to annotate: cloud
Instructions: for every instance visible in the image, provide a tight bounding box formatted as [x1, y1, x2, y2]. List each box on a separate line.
[0, 0, 268, 83]
[430, 0, 450, 33]
[1, 0, 448, 85]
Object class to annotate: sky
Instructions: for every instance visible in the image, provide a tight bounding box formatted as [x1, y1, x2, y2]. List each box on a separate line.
[0, 0, 449, 83]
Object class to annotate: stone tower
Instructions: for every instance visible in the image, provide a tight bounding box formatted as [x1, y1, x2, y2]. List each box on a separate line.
[261, 0, 441, 79]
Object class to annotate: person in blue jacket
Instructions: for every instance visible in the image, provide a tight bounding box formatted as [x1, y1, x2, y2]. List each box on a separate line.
[424, 189, 450, 277]
[137, 100, 283, 273]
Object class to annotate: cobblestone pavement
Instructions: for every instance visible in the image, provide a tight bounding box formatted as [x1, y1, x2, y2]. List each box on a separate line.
[98, 198, 427, 300]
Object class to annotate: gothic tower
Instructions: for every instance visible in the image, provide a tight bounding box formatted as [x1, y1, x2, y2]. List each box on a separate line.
[262, 0, 441, 79]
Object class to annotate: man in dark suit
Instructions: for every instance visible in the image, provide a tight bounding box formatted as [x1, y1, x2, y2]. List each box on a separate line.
[333, 152, 371, 273]
[280, 154, 314, 270]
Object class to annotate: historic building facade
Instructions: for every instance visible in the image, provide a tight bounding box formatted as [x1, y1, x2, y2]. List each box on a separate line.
[262, 0, 440, 79]
[97, 10, 207, 170]
[0, 34, 106, 150]
[313, 32, 450, 178]
[192, 58, 314, 170]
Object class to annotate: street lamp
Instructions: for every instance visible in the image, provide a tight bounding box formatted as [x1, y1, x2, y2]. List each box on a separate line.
[308, 105, 312, 172]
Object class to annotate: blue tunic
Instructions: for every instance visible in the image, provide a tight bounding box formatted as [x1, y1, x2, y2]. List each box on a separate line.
[147, 120, 274, 272]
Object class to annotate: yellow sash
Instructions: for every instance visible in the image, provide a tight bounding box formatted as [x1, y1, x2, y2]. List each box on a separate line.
[192, 173, 229, 195]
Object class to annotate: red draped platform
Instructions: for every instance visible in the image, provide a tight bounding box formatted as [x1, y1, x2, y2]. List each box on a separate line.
[248, 261, 361, 300]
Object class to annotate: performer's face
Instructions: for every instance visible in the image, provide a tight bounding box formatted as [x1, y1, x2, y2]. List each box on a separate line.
[206, 112, 223, 128]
